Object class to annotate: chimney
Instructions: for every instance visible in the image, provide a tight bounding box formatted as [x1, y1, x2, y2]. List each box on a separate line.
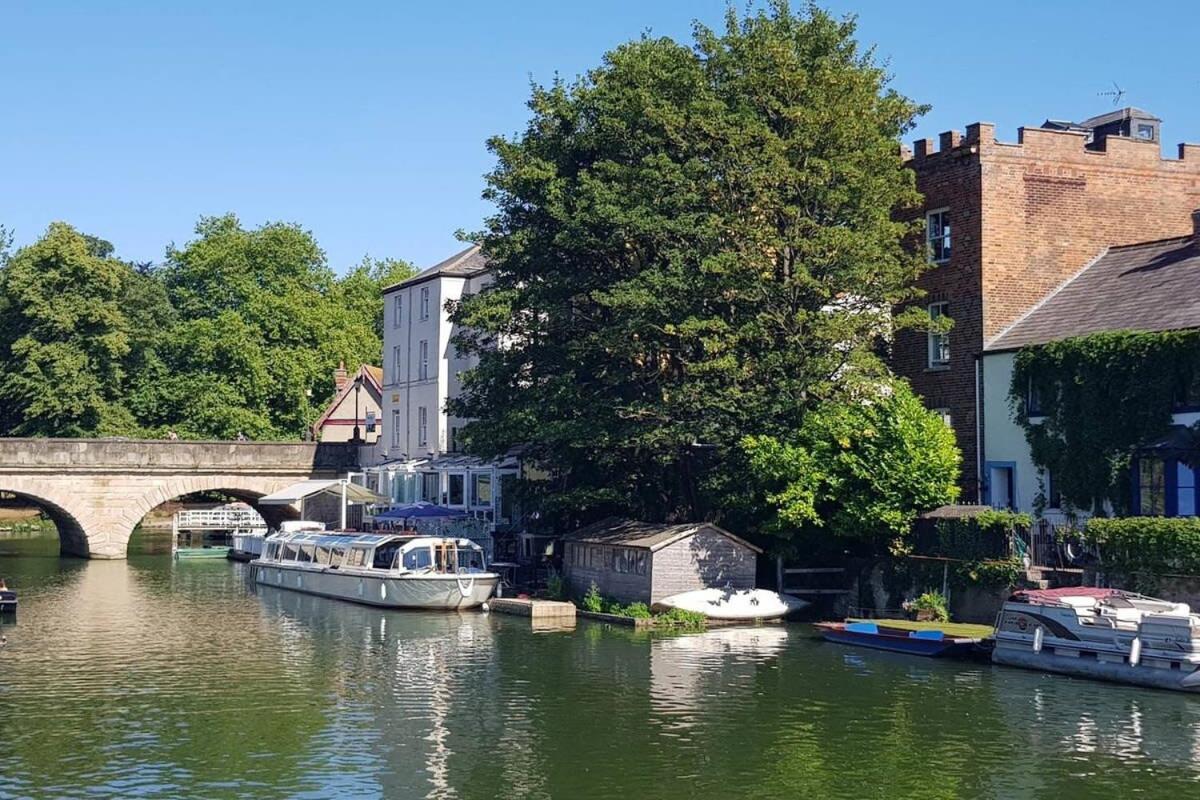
[1191, 209, 1200, 243]
[334, 360, 348, 391]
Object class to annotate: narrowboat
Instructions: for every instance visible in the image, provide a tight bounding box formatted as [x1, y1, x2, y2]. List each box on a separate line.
[255, 531, 498, 610]
[992, 587, 1200, 692]
[814, 621, 981, 658]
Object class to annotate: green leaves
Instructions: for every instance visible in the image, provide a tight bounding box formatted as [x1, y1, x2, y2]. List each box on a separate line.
[452, 2, 929, 530]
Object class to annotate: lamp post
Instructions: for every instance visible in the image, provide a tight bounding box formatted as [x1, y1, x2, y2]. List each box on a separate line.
[351, 375, 363, 444]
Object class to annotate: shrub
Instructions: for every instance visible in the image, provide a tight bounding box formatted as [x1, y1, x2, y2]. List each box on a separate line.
[908, 590, 949, 622]
[544, 573, 565, 601]
[1088, 516, 1200, 576]
[581, 581, 604, 613]
[622, 602, 652, 619]
[654, 607, 707, 629]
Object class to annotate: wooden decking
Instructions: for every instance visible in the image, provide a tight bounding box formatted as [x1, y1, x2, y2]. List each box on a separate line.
[488, 597, 577, 622]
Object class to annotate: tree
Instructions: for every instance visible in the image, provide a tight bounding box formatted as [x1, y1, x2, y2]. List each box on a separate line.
[335, 256, 417, 340]
[450, 1, 928, 529]
[0, 222, 139, 436]
[743, 381, 960, 554]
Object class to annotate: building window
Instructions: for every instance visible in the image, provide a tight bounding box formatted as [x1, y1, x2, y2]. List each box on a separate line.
[926, 208, 951, 263]
[932, 407, 952, 429]
[1137, 458, 1167, 516]
[927, 302, 950, 368]
[1136, 123, 1155, 140]
[472, 473, 492, 507]
[1178, 462, 1196, 517]
[420, 287, 430, 320]
[1042, 469, 1061, 510]
[1175, 367, 1200, 411]
[420, 472, 438, 502]
[391, 409, 401, 448]
[392, 295, 403, 328]
[418, 340, 429, 380]
[417, 407, 428, 448]
[392, 346, 402, 382]
[447, 474, 465, 506]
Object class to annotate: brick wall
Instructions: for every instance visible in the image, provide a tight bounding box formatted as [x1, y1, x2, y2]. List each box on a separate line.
[896, 121, 1200, 500]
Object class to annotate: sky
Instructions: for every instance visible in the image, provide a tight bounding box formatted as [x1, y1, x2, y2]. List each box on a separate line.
[4, 0, 1200, 272]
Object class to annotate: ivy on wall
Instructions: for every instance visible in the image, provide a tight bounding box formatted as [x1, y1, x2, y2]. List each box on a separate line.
[1009, 329, 1200, 515]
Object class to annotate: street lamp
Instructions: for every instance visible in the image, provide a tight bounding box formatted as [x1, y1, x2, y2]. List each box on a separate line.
[351, 374, 363, 444]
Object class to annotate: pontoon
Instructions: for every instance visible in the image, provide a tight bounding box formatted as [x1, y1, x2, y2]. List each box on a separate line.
[254, 531, 498, 610]
[992, 587, 1200, 692]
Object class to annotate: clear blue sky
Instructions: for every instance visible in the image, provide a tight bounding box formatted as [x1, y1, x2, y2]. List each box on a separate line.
[4, 0, 1199, 272]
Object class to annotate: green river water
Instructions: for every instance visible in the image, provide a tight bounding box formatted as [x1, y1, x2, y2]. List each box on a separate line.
[2, 527, 1200, 799]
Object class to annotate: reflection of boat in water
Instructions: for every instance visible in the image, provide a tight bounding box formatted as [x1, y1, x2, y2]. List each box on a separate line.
[255, 531, 498, 610]
[815, 621, 981, 658]
[993, 587, 1200, 692]
[654, 588, 809, 620]
[655, 625, 791, 658]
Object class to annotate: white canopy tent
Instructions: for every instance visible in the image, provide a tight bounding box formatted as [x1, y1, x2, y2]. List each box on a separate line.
[259, 479, 386, 529]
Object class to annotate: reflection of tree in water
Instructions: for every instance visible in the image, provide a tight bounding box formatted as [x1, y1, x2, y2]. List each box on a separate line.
[0, 559, 333, 798]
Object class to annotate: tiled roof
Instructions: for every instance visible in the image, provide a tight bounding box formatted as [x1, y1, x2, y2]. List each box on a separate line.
[986, 236, 1200, 352]
[383, 244, 489, 293]
[561, 517, 762, 553]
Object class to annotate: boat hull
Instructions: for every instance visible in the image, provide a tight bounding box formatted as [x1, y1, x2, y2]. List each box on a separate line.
[175, 547, 231, 559]
[993, 642, 1200, 692]
[816, 623, 978, 658]
[254, 563, 498, 610]
[655, 589, 809, 620]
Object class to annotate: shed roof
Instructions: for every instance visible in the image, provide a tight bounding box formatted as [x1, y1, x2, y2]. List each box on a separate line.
[561, 517, 762, 554]
[382, 244, 490, 293]
[986, 235, 1200, 352]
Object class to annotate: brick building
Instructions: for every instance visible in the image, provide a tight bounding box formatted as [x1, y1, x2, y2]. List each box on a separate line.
[895, 108, 1200, 500]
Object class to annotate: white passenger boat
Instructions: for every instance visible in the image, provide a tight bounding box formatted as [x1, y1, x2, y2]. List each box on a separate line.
[992, 587, 1200, 692]
[255, 531, 498, 610]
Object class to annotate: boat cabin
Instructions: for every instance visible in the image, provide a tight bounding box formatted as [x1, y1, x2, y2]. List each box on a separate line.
[260, 532, 488, 574]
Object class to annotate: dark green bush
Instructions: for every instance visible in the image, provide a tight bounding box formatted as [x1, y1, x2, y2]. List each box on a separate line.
[1088, 517, 1200, 576]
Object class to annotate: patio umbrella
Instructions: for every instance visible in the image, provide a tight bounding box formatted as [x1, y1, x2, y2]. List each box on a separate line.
[375, 502, 466, 520]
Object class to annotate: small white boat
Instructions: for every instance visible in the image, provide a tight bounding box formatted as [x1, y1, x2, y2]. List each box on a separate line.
[993, 587, 1200, 692]
[654, 588, 809, 620]
[255, 531, 498, 610]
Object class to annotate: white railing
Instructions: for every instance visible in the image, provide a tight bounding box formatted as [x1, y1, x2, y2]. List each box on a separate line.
[174, 508, 267, 532]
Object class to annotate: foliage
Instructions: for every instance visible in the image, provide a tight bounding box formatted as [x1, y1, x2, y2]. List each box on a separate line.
[908, 590, 949, 622]
[744, 381, 960, 551]
[1010, 330, 1200, 514]
[581, 581, 604, 613]
[956, 557, 1023, 587]
[602, 599, 653, 619]
[449, 1, 929, 530]
[1087, 516, 1200, 576]
[0, 216, 411, 440]
[925, 509, 1030, 562]
[544, 573, 565, 601]
[653, 607, 707, 629]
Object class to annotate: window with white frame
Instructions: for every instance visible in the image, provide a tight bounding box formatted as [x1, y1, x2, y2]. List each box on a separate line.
[926, 208, 951, 263]
[392, 345, 402, 382]
[927, 302, 950, 368]
[391, 409, 401, 448]
[418, 340, 429, 380]
[417, 406, 428, 447]
[420, 287, 430, 320]
[932, 407, 952, 429]
[392, 295, 403, 328]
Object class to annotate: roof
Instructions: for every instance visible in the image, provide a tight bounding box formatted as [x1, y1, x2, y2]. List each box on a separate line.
[561, 517, 762, 554]
[1077, 106, 1161, 129]
[258, 479, 386, 506]
[382, 244, 490, 294]
[986, 236, 1200, 352]
[312, 364, 383, 435]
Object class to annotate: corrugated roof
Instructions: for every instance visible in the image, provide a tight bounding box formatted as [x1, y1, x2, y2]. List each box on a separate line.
[383, 244, 490, 293]
[561, 517, 762, 553]
[986, 236, 1200, 352]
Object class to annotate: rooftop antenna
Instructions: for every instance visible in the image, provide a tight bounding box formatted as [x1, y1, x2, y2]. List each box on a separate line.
[1097, 81, 1126, 107]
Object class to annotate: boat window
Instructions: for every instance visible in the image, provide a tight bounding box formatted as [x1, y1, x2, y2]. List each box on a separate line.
[457, 549, 485, 572]
[345, 547, 369, 568]
[435, 544, 456, 572]
[298, 545, 316, 563]
[281, 544, 298, 561]
[403, 548, 433, 571]
[329, 547, 346, 568]
[373, 543, 402, 570]
[315, 546, 331, 566]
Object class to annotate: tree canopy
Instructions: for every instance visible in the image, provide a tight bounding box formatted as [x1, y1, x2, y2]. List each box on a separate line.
[0, 216, 413, 439]
[450, 1, 931, 532]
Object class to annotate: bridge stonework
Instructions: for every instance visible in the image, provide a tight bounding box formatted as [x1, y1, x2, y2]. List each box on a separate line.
[0, 439, 361, 559]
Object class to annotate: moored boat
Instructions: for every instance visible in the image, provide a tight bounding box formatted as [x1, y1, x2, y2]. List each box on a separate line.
[992, 587, 1200, 692]
[814, 621, 981, 658]
[0, 577, 15, 614]
[654, 588, 809, 620]
[229, 520, 325, 562]
[255, 531, 498, 610]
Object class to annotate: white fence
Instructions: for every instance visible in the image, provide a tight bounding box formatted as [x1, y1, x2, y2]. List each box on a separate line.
[174, 508, 267, 532]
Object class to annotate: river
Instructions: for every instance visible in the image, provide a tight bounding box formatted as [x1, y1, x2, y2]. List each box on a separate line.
[2, 527, 1200, 799]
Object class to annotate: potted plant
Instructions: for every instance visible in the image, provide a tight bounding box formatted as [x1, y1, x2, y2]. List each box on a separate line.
[905, 590, 949, 623]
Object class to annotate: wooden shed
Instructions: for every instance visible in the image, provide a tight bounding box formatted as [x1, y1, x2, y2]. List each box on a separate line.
[560, 518, 762, 606]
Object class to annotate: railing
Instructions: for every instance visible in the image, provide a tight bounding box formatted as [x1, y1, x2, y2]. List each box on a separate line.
[1013, 518, 1099, 569]
[174, 508, 267, 532]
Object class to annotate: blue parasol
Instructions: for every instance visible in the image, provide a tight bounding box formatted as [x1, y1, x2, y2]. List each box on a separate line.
[375, 502, 466, 520]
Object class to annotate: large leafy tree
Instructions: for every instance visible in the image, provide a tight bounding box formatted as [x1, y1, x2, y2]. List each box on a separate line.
[450, 2, 929, 530]
[0, 223, 140, 436]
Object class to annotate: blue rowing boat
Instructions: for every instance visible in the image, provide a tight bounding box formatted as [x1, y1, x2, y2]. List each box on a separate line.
[814, 621, 980, 658]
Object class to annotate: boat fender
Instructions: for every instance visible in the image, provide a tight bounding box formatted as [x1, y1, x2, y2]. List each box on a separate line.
[481, 602, 490, 613]
[1129, 636, 1142, 667]
[1033, 625, 1044, 654]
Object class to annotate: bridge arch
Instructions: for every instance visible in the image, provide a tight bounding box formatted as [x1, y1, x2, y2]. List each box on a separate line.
[0, 484, 93, 557]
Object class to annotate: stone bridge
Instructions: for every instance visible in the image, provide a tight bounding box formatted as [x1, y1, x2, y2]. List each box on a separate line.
[0, 439, 361, 559]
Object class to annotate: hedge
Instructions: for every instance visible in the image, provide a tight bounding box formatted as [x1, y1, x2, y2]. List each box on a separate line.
[1088, 516, 1200, 576]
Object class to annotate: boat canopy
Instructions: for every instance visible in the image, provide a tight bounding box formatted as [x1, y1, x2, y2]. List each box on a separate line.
[268, 531, 400, 548]
[258, 480, 385, 506]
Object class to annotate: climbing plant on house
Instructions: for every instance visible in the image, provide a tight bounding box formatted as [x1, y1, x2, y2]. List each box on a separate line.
[1008, 329, 1200, 515]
